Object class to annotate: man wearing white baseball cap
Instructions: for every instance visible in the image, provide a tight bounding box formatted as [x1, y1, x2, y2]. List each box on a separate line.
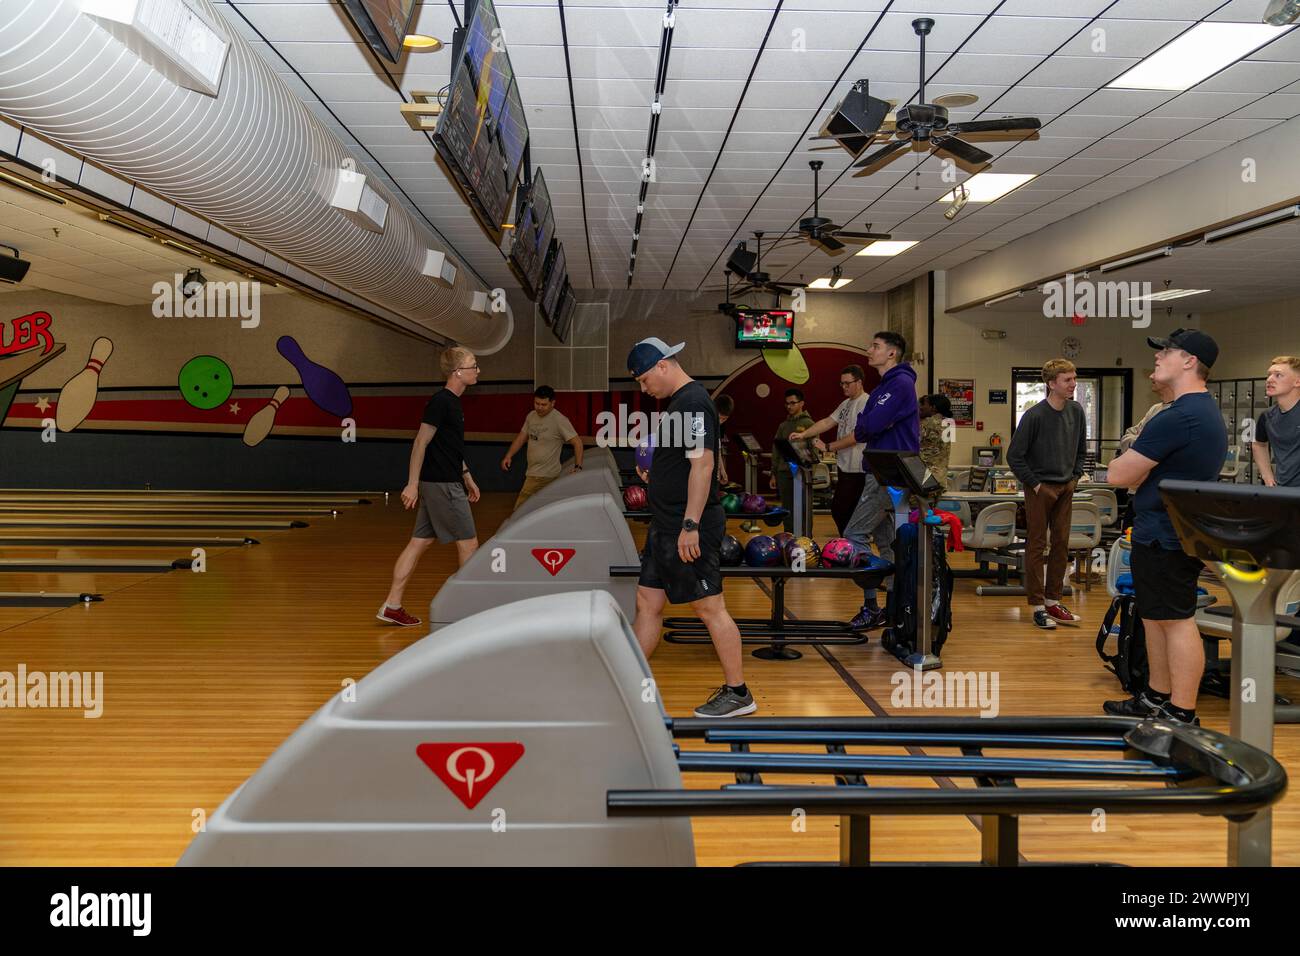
[627, 337, 754, 718]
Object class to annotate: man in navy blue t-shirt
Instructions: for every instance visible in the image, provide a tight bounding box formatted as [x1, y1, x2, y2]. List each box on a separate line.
[1104, 329, 1226, 726]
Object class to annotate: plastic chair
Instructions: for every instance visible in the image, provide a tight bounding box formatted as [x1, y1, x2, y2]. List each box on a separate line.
[1066, 502, 1103, 590]
[1089, 488, 1119, 528]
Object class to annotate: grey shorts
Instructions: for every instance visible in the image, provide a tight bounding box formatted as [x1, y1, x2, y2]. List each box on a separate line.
[412, 481, 477, 543]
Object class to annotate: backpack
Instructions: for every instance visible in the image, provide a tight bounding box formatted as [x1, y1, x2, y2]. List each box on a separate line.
[881, 520, 954, 662]
[1095, 593, 1148, 694]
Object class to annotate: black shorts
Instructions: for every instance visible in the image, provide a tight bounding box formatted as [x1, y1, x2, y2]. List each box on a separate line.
[1131, 539, 1204, 620]
[639, 509, 725, 605]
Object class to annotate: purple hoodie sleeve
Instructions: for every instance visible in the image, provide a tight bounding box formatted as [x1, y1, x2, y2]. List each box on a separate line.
[854, 378, 918, 446]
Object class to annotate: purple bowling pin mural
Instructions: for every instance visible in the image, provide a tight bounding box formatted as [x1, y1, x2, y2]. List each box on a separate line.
[275, 336, 352, 418]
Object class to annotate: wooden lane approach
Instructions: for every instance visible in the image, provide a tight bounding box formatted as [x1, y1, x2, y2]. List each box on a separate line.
[0, 488, 379, 501]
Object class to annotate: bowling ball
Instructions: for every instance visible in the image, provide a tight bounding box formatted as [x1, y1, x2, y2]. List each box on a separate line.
[772, 532, 795, 556]
[634, 438, 655, 471]
[821, 537, 859, 567]
[742, 494, 767, 514]
[179, 355, 234, 410]
[719, 534, 744, 567]
[785, 536, 820, 568]
[623, 485, 647, 511]
[721, 493, 743, 514]
[744, 535, 782, 568]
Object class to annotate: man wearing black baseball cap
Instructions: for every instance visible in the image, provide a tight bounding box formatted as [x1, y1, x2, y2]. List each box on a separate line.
[627, 337, 754, 718]
[1103, 328, 1227, 726]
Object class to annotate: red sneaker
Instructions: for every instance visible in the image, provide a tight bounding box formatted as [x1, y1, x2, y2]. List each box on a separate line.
[377, 605, 422, 627]
[1045, 603, 1081, 624]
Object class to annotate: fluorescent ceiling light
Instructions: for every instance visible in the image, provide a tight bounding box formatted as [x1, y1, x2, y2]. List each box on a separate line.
[0, 170, 66, 205]
[808, 277, 853, 289]
[854, 240, 918, 257]
[1107, 22, 1293, 92]
[1099, 245, 1173, 274]
[984, 290, 1023, 307]
[1205, 204, 1300, 243]
[1128, 288, 1211, 302]
[936, 173, 1036, 204]
[403, 35, 443, 51]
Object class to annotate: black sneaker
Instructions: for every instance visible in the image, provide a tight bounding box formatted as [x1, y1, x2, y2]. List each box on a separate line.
[1102, 693, 1162, 717]
[693, 685, 757, 718]
[1157, 702, 1200, 727]
[1032, 609, 1057, 630]
[849, 605, 888, 630]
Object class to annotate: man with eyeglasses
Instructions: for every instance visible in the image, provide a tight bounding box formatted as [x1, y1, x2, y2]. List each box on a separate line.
[1103, 329, 1226, 726]
[790, 365, 870, 538]
[769, 388, 815, 533]
[377, 346, 482, 627]
[627, 337, 753, 718]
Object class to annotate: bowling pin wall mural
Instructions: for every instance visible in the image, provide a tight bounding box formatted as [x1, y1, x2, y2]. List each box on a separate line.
[243, 386, 291, 448]
[55, 336, 114, 432]
[276, 336, 352, 419]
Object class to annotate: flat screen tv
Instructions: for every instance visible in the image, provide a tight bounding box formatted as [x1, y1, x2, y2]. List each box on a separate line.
[539, 241, 566, 323]
[508, 170, 554, 296]
[432, 0, 528, 239]
[734, 308, 794, 349]
[341, 0, 419, 64]
[553, 282, 576, 344]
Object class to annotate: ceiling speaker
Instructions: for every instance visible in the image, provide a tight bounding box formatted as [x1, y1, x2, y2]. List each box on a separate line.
[820, 79, 891, 156]
[726, 243, 757, 278]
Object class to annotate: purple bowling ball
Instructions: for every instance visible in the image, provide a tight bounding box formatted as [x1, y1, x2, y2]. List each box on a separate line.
[634, 438, 654, 471]
[742, 494, 767, 514]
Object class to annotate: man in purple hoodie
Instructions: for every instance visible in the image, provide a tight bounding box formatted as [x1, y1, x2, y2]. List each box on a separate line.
[845, 331, 920, 629]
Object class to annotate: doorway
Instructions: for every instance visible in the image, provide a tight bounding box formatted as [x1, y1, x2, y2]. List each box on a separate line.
[1011, 367, 1133, 464]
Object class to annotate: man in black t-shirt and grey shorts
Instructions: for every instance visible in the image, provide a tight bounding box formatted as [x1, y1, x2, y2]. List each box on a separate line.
[629, 338, 754, 718]
[376, 346, 482, 627]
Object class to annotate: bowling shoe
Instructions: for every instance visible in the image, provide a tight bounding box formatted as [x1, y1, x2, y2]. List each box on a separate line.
[377, 605, 422, 627]
[694, 685, 757, 718]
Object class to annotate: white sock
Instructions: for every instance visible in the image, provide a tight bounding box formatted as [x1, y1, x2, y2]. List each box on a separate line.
[1045, 599, 1059, 607]
[385, 602, 401, 610]
[1033, 605, 1045, 612]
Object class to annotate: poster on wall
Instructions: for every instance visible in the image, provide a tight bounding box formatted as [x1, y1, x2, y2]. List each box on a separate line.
[939, 378, 975, 427]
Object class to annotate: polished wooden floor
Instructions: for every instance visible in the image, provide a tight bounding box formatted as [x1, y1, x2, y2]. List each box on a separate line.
[1, 491, 1297, 867]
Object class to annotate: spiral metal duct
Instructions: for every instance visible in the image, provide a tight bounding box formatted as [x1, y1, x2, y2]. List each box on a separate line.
[0, 0, 510, 352]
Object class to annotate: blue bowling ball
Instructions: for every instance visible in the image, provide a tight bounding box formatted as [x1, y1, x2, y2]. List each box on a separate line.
[744, 535, 782, 568]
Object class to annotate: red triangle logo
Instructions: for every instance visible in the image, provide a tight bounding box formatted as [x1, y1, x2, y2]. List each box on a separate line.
[416, 742, 525, 810]
[531, 547, 576, 576]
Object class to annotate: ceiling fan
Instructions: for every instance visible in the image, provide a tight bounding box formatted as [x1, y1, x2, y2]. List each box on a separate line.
[852, 17, 1042, 177]
[798, 159, 892, 255]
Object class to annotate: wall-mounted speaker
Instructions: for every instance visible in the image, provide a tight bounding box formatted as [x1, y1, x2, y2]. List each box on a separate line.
[820, 79, 891, 156]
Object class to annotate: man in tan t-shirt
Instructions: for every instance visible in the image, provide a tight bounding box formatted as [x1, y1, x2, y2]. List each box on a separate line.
[502, 385, 583, 508]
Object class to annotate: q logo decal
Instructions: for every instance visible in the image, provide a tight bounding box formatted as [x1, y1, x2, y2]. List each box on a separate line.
[417, 742, 524, 810]
[531, 547, 576, 576]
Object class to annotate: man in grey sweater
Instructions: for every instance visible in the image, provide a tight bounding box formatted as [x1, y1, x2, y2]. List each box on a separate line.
[1007, 358, 1088, 630]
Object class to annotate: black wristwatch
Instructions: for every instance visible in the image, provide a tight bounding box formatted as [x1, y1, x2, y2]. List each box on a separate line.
[682, 517, 699, 532]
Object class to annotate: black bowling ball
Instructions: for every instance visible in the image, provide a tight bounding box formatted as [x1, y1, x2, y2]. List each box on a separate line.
[719, 534, 744, 566]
